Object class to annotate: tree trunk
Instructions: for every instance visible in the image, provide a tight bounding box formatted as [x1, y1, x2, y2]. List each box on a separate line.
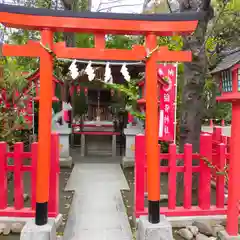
[177, 0, 213, 201]
[179, 24, 208, 153]
[179, 0, 213, 151]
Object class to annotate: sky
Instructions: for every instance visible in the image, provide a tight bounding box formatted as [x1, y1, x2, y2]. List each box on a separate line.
[0, 0, 148, 13]
[0, 0, 150, 42]
[91, 0, 147, 13]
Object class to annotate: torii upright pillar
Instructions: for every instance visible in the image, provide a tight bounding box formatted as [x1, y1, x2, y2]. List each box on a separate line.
[145, 34, 160, 223]
[35, 29, 53, 225]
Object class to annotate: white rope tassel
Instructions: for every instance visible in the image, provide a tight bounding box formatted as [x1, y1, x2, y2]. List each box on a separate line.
[120, 63, 130, 82]
[69, 59, 79, 80]
[104, 62, 113, 83]
[85, 61, 95, 81]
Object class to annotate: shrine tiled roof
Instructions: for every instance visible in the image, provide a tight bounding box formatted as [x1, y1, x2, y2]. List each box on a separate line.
[210, 49, 240, 74]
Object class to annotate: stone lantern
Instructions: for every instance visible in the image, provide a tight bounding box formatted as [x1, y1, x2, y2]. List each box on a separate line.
[210, 49, 240, 233]
[211, 51, 240, 102]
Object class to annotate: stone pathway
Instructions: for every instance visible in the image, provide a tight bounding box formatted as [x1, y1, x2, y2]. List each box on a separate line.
[63, 160, 132, 240]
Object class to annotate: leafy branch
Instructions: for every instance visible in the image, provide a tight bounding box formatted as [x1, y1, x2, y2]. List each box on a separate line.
[104, 80, 146, 121]
[201, 156, 229, 184]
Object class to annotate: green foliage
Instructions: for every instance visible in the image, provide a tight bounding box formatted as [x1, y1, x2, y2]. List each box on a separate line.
[104, 80, 146, 121]
[106, 35, 135, 49]
[159, 36, 183, 51]
[201, 156, 229, 184]
[75, 33, 94, 48]
[0, 59, 32, 145]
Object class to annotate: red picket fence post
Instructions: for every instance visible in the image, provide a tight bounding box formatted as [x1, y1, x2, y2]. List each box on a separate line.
[13, 143, 24, 210]
[221, 119, 225, 127]
[168, 144, 177, 209]
[183, 144, 193, 209]
[49, 133, 60, 216]
[216, 143, 226, 208]
[135, 132, 228, 219]
[210, 119, 213, 127]
[0, 133, 59, 218]
[199, 133, 212, 209]
[213, 127, 222, 142]
[0, 142, 7, 209]
[31, 142, 38, 210]
[135, 134, 145, 217]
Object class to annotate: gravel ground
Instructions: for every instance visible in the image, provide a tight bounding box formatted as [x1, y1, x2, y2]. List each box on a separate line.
[0, 166, 74, 240]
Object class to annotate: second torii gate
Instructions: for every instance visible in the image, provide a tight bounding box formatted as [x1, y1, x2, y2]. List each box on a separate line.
[0, 3, 202, 226]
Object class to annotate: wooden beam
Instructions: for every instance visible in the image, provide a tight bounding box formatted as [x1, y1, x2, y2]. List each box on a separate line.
[156, 46, 192, 62]
[2, 41, 41, 57]
[2, 41, 192, 62]
[94, 34, 105, 50]
[54, 42, 192, 62]
[53, 42, 146, 61]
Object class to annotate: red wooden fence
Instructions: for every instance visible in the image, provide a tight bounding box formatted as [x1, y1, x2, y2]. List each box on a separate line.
[0, 133, 60, 217]
[202, 127, 230, 181]
[135, 133, 228, 218]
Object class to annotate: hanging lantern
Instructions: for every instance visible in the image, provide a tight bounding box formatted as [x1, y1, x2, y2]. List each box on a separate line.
[15, 90, 20, 97]
[84, 87, 88, 96]
[77, 85, 81, 95]
[69, 85, 75, 97]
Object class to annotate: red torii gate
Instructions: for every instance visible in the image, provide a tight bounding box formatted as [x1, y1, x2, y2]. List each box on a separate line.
[0, 4, 202, 225]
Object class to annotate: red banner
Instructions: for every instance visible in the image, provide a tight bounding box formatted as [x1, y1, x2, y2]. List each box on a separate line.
[158, 64, 177, 142]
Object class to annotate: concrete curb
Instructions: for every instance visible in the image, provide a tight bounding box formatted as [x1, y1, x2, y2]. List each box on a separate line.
[135, 215, 238, 229]
[0, 214, 63, 229]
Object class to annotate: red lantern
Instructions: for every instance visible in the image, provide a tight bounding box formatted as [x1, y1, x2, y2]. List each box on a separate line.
[69, 85, 75, 97]
[84, 87, 88, 96]
[77, 85, 81, 95]
[15, 90, 20, 97]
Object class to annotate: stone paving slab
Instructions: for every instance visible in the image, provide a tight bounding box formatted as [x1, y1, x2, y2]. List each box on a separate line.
[65, 163, 129, 192]
[71, 193, 126, 213]
[63, 161, 132, 240]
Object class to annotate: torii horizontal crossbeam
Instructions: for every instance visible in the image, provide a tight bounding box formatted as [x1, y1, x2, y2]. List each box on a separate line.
[0, 4, 204, 35]
[3, 41, 192, 62]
